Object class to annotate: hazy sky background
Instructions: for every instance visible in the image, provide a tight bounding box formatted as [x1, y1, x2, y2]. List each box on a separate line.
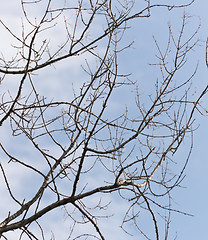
[122, 1, 208, 238]
[0, 1, 208, 239]
[139, 2, 208, 239]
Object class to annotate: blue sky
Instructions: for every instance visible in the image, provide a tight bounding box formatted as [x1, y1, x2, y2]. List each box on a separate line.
[0, 1, 208, 239]
[126, 1, 208, 239]
[143, 1, 208, 239]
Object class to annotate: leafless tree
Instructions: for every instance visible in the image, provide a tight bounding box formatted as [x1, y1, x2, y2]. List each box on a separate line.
[0, 0, 207, 239]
